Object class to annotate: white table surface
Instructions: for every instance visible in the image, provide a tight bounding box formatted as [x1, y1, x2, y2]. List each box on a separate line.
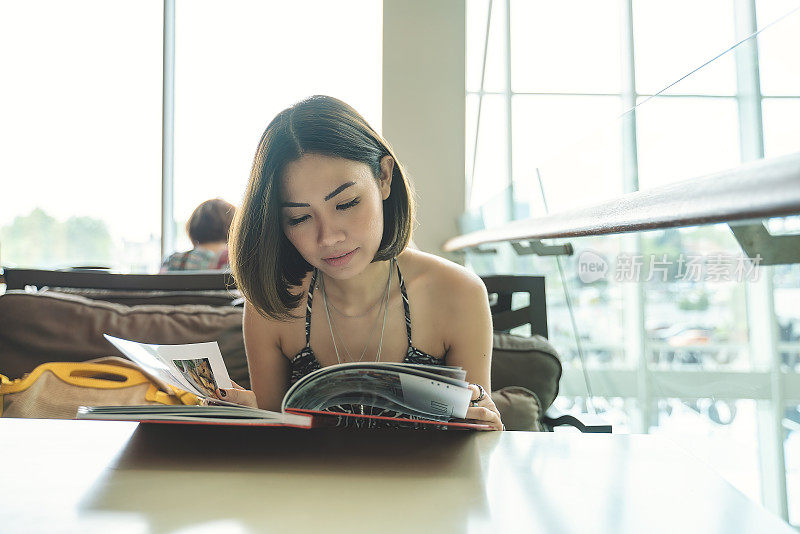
[1, 418, 794, 534]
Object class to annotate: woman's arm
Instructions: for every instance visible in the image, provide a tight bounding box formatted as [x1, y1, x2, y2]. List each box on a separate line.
[219, 301, 289, 411]
[440, 268, 503, 430]
[243, 301, 290, 410]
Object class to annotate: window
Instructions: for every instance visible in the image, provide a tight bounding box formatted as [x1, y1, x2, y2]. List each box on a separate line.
[466, 0, 800, 523]
[0, 0, 163, 272]
[171, 0, 382, 253]
[0, 0, 382, 272]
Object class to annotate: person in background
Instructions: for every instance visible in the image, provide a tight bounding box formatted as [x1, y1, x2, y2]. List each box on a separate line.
[161, 198, 236, 271]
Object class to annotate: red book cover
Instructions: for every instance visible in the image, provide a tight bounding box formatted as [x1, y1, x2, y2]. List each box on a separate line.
[289, 408, 492, 430]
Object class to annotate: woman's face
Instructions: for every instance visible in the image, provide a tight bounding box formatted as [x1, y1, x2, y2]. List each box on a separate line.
[279, 153, 393, 280]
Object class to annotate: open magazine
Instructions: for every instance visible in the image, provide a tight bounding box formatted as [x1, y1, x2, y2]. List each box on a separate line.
[76, 335, 490, 430]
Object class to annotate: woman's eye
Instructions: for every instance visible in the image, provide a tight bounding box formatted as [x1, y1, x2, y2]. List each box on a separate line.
[337, 198, 360, 211]
[287, 215, 309, 227]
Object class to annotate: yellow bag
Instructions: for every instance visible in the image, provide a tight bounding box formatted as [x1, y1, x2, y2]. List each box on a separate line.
[0, 356, 201, 419]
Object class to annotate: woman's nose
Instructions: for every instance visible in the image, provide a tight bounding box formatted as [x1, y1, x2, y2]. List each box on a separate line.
[317, 220, 345, 247]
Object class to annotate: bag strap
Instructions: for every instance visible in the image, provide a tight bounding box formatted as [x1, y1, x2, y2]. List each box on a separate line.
[0, 362, 149, 393]
[85, 356, 201, 405]
[84, 356, 174, 392]
[0, 360, 201, 406]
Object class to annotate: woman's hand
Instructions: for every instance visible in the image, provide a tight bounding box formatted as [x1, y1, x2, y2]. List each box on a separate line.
[466, 383, 504, 431]
[215, 380, 259, 409]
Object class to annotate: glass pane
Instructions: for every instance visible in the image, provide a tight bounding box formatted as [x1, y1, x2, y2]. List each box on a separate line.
[0, 0, 163, 272]
[467, 94, 508, 211]
[651, 398, 762, 504]
[466, 0, 507, 93]
[767, 215, 800, 237]
[633, 0, 736, 95]
[173, 0, 382, 251]
[467, 240, 629, 373]
[775, 262, 800, 373]
[756, 1, 800, 96]
[511, 0, 621, 94]
[519, 235, 628, 369]
[465, 235, 629, 358]
[786, 403, 800, 525]
[636, 97, 740, 190]
[642, 226, 753, 371]
[466, 93, 480, 186]
[512, 95, 623, 215]
[762, 98, 800, 159]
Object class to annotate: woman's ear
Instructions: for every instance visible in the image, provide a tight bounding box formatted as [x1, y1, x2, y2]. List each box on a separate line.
[378, 155, 394, 200]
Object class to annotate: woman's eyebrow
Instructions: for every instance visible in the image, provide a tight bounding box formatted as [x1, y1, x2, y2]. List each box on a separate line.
[324, 181, 356, 201]
[280, 181, 356, 208]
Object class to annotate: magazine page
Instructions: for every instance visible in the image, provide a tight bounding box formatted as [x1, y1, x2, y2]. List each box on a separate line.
[157, 341, 233, 394]
[286, 372, 433, 418]
[77, 405, 312, 428]
[282, 365, 472, 420]
[287, 362, 468, 392]
[103, 334, 232, 399]
[372, 362, 467, 381]
[398, 372, 471, 419]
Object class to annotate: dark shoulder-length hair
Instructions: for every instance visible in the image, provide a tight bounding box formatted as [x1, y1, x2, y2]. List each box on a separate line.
[229, 95, 415, 321]
[186, 198, 236, 245]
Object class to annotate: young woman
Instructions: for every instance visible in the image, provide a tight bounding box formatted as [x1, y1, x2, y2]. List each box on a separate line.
[222, 95, 502, 430]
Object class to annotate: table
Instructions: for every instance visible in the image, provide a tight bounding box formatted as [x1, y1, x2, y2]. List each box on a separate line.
[1, 418, 794, 534]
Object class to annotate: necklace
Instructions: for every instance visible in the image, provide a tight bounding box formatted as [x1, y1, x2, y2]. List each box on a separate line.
[323, 261, 390, 318]
[321, 259, 393, 364]
[327, 290, 383, 318]
[322, 259, 394, 424]
[325, 283, 382, 363]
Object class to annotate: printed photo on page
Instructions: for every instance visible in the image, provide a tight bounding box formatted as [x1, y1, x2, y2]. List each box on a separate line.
[103, 334, 232, 399]
[157, 341, 232, 392]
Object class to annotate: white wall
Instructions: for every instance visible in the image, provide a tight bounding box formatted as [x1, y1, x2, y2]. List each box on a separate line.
[382, 0, 466, 260]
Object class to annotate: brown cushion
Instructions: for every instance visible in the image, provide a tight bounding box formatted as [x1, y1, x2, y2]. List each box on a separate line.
[0, 291, 248, 387]
[492, 386, 543, 431]
[491, 332, 562, 413]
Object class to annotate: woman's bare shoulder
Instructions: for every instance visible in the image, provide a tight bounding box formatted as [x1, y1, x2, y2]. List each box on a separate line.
[396, 249, 490, 354]
[397, 249, 487, 303]
[398, 248, 485, 286]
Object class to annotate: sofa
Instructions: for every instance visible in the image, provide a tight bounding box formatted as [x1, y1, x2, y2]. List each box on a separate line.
[0, 288, 562, 431]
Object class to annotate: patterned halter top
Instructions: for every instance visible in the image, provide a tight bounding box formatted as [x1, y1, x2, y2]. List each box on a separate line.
[288, 259, 448, 429]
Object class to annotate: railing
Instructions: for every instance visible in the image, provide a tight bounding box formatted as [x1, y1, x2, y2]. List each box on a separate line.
[444, 152, 800, 252]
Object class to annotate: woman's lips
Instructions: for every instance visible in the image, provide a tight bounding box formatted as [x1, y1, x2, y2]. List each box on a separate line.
[323, 248, 358, 267]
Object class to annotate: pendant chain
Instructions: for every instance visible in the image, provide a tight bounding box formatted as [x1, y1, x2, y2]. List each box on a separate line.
[321, 259, 393, 364]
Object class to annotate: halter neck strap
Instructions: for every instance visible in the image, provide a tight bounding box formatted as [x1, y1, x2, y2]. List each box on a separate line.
[304, 258, 412, 347]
